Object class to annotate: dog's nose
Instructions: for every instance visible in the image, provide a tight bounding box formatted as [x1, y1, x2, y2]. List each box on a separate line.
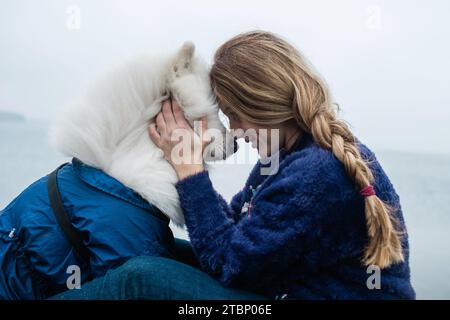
[233, 137, 239, 153]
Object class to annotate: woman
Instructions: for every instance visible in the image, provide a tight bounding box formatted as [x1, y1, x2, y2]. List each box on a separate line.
[53, 31, 415, 300]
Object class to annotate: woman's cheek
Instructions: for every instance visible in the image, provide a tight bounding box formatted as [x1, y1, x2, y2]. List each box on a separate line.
[229, 119, 240, 130]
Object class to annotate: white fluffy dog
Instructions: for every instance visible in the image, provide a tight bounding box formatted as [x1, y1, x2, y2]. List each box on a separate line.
[50, 42, 236, 226]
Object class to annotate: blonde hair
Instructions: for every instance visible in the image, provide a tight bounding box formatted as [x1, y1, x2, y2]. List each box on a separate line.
[210, 30, 404, 268]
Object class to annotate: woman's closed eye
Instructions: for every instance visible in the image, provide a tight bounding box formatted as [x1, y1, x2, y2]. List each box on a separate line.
[221, 108, 239, 121]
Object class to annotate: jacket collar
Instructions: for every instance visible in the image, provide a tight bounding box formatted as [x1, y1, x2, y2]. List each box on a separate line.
[283, 132, 314, 155]
[245, 133, 314, 189]
[71, 158, 168, 222]
[261, 132, 314, 168]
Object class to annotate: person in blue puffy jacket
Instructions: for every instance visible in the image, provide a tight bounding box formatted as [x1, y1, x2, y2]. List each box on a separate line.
[0, 158, 175, 299]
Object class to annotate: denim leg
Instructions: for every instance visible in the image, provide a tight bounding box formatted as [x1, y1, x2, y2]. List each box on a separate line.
[50, 255, 268, 300]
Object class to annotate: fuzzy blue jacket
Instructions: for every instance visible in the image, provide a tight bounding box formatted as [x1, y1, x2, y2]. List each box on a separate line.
[176, 134, 415, 300]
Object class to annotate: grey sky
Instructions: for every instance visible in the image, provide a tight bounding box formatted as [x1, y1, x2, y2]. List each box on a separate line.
[1, 0, 449, 155]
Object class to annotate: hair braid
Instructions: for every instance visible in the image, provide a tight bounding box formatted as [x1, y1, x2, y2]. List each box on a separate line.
[293, 73, 404, 268]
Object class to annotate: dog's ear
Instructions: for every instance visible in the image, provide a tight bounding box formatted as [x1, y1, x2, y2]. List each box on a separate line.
[172, 41, 195, 77]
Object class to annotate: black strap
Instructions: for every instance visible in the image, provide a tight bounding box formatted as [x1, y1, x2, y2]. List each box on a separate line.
[47, 164, 91, 266]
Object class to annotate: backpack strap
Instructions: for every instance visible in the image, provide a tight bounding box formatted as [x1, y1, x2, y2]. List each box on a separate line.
[47, 164, 90, 266]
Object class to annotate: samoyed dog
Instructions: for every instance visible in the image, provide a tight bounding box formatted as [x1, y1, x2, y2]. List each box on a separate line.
[0, 42, 238, 300]
[51, 42, 236, 226]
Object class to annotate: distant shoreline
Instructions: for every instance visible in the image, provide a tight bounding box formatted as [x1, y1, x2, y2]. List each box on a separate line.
[0, 111, 25, 122]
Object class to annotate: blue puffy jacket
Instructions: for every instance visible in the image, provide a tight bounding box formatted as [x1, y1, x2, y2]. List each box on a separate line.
[0, 158, 175, 299]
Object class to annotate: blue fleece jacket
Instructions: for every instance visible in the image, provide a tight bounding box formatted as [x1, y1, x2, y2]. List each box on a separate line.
[175, 134, 415, 300]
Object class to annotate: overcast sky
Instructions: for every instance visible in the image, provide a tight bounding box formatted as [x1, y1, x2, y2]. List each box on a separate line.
[1, 0, 449, 155]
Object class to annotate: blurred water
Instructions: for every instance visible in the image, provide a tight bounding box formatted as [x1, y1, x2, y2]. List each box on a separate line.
[0, 120, 449, 299]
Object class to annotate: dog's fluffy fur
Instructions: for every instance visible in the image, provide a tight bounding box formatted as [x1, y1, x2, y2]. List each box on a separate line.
[50, 42, 235, 226]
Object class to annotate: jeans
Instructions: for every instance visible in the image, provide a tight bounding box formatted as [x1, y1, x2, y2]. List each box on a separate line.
[50, 239, 268, 300]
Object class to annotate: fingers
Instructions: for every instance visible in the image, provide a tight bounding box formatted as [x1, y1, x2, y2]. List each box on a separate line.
[155, 112, 166, 133]
[148, 123, 161, 146]
[200, 116, 212, 146]
[161, 99, 176, 127]
[171, 98, 189, 127]
[199, 116, 209, 138]
[200, 116, 209, 131]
